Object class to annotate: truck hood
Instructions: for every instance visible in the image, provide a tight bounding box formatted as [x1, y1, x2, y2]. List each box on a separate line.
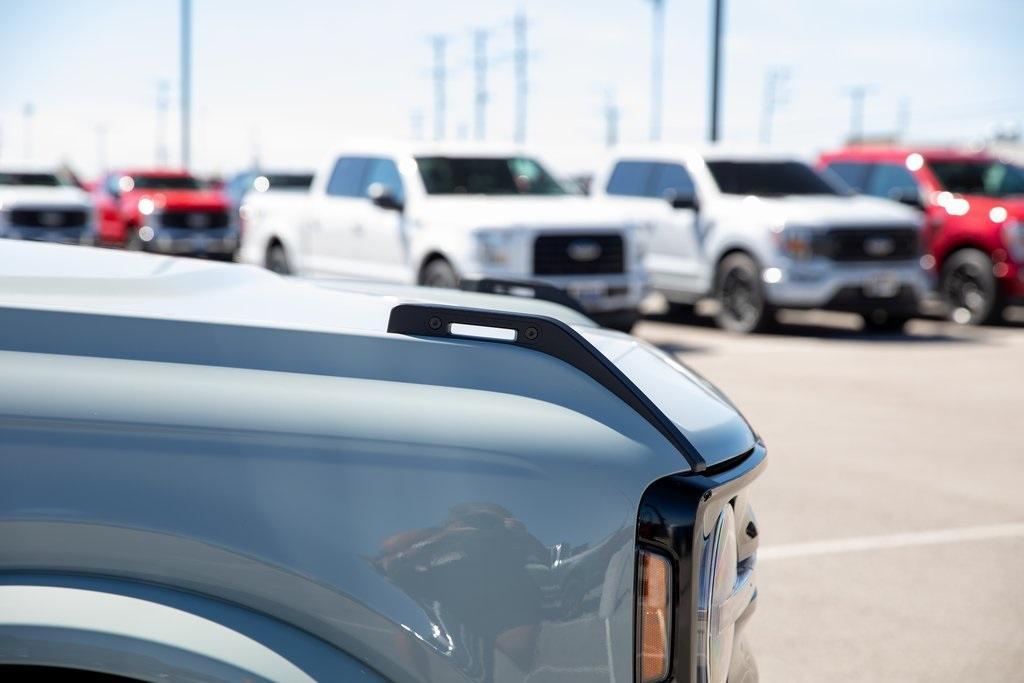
[0, 185, 91, 208]
[0, 240, 753, 469]
[720, 193, 922, 228]
[417, 195, 634, 232]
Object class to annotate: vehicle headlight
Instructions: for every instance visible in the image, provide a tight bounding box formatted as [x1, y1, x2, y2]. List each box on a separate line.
[696, 504, 738, 683]
[138, 198, 155, 216]
[475, 230, 514, 265]
[773, 226, 815, 261]
[1003, 219, 1024, 261]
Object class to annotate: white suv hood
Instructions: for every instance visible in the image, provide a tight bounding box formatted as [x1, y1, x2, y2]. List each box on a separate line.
[417, 195, 633, 233]
[721, 193, 921, 228]
[0, 185, 91, 208]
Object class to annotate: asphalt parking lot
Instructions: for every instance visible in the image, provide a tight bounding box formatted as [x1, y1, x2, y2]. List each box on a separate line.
[635, 306, 1024, 683]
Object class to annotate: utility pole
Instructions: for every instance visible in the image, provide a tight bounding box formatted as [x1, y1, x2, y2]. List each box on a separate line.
[648, 0, 665, 142]
[156, 80, 170, 166]
[896, 96, 910, 141]
[708, 0, 724, 142]
[759, 67, 789, 146]
[431, 35, 447, 141]
[180, 0, 192, 169]
[22, 102, 34, 161]
[473, 29, 489, 141]
[603, 90, 620, 148]
[513, 9, 528, 144]
[846, 85, 874, 143]
[95, 123, 108, 174]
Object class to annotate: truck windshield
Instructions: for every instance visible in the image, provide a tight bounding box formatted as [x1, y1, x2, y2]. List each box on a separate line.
[416, 157, 568, 195]
[0, 172, 64, 187]
[131, 175, 203, 190]
[706, 161, 840, 197]
[928, 160, 1024, 197]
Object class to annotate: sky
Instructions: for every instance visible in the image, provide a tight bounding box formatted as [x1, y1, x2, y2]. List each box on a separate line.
[1, 0, 1022, 178]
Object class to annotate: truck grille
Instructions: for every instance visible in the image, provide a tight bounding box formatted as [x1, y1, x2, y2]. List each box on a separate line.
[814, 227, 919, 262]
[9, 208, 88, 228]
[159, 209, 230, 230]
[533, 234, 625, 275]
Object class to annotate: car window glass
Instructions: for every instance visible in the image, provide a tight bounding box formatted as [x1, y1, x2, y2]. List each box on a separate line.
[606, 161, 655, 197]
[651, 163, 695, 199]
[864, 163, 919, 200]
[705, 161, 839, 196]
[326, 157, 370, 197]
[824, 162, 871, 192]
[362, 157, 405, 204]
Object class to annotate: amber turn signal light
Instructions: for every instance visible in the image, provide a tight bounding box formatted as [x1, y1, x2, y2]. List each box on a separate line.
[638, 549, 672, 682]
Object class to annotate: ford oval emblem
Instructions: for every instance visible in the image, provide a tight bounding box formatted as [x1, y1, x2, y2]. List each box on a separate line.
[864, 236, 895, 257]
[567, 239, 602, 262]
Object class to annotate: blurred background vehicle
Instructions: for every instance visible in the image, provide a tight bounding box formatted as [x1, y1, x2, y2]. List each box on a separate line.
[92, 168, 237, 259]
[0, 167, 95, 246]
[238, 143, 648, 330]
[224, 168, 313, 216]
[820, 147, 1024, 324]
[592, 149, 929, 332]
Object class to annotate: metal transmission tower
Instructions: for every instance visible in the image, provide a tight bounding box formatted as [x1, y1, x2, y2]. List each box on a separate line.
[707, 0, 724, 142]
[845, 85, 875, 143]
[648, 0, 665, 142]
[431, 35, 448, 141]
[759, 67, 789, 146]
[473, 29, 490, 140]
[156, 80, 171, 165]
[180, 0, 192, 169]
[513, 9, 528, 144]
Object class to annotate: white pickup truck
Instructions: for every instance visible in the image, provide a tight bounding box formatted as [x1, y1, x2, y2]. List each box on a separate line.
[0, 168, 95, 245]
[238, 143, 647, 330]
[591, 148, 930, 332]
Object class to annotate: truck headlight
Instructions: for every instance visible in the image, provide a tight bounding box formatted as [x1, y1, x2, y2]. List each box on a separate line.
[696, 504, 738, 683]
[773, 226, 815, 261]
[475, 230, 514, 265]
[1003, 219, 1024, 262]
[637, 549, 673, 683]
[138, 198, 155, 216]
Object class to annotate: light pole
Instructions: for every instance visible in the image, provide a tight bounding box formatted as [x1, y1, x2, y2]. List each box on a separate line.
[708, 0, 724, 142]
[180, 0, 192, 169]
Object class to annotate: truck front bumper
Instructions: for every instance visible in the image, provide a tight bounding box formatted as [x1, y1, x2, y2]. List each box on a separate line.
[137, 226, 239, 257]
[764, 260, 931, 314]
[465, 269, 649, 315]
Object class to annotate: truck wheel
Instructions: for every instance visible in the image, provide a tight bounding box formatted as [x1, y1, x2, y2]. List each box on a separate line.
[940, 248, 1004, 325]
[265, 243, 291, 275]
[714, 253, 775, 333]
[420, 258, 459, 288]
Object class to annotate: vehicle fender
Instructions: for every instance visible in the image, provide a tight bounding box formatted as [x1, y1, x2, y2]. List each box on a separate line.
[0, 575, 385, 682]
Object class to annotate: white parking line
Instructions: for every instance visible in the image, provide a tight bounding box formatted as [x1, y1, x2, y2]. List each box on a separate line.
[759, 522, 1024, 561]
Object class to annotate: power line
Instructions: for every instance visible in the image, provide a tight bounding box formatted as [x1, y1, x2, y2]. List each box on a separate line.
[647, 0, 665, 142]
[430, 34, 448, 141]
[513, 9, 528, 144]
[473, 29, 489, 140]
[760, 67, 789, 146]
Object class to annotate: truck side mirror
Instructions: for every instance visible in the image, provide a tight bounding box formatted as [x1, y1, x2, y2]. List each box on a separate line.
[368, 183, 403, 212]
[665, 190, 699, 212]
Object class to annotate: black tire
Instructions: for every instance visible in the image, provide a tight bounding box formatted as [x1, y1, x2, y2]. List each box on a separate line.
[861, 313, 911, 333]
[940, 248, 1005, 325]
[265, 242, 291, 275]
[666, 301, 699, 323]
[420, 258, 459, 288]
[714, 252, 775, 333]
[125, 228, 145, 252]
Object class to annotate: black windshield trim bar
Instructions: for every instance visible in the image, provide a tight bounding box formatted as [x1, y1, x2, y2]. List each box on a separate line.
[387, 303, 707, 472]
[459, 277, 589, 314]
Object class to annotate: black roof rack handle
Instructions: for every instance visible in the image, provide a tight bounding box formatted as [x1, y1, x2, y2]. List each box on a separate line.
[387, 304, 707, 473]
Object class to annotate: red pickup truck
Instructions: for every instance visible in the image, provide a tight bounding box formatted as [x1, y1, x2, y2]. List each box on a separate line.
[819, 147, 1024, 324]
[93, 169, 238, 259]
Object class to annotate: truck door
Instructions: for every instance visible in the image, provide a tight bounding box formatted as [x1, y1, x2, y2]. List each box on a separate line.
[647, 162, 704, 295]
[353, 157, 409, 282]
[308, 156, 369, 277]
